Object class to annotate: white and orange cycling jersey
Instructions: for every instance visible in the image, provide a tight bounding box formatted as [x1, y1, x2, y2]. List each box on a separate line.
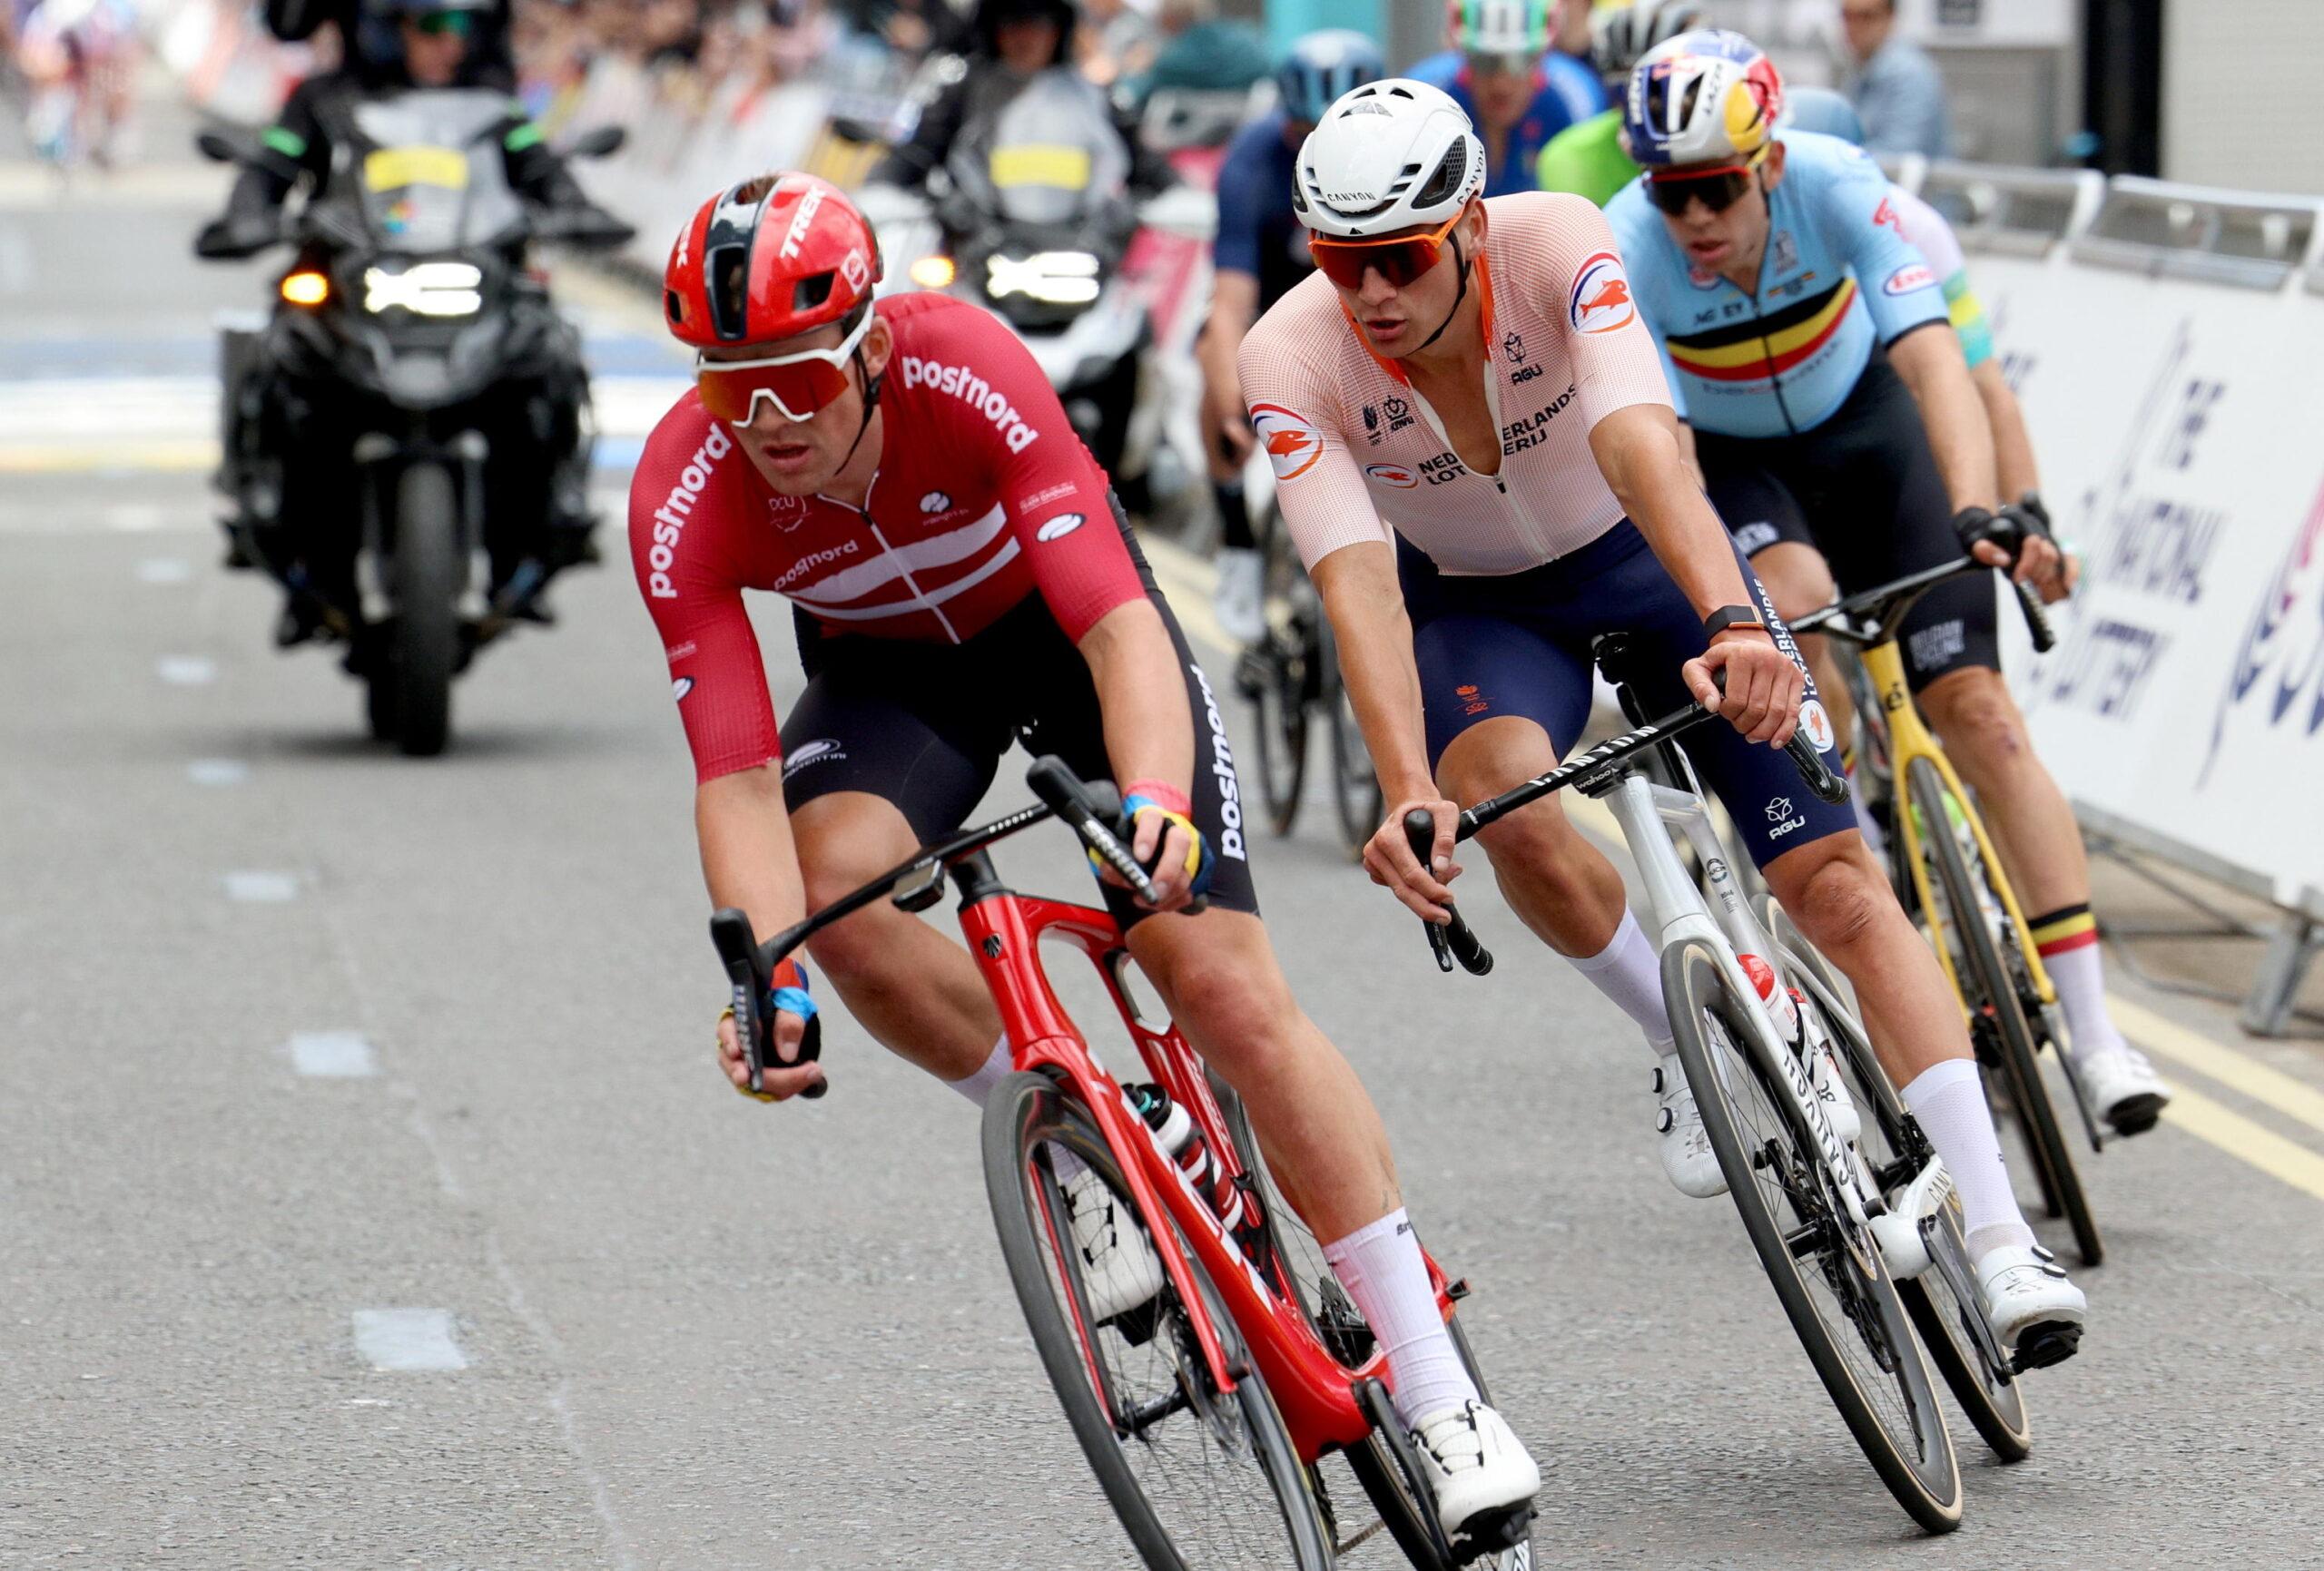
[1236, 192, 1674, 577]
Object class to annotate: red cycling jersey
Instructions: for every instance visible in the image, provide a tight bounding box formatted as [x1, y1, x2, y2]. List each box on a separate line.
[630, 291, 1147, 782]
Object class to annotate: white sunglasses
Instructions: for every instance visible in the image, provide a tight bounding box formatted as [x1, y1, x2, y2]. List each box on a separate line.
[692, 307, 875, 427]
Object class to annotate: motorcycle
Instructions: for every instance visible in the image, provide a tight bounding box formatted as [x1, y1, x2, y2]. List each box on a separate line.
[194, 92, 626, 756]
[850, 66, 1180, 511]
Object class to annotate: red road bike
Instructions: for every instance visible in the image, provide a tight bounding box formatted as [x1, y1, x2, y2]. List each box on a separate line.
[714, 757, 1534, 1570]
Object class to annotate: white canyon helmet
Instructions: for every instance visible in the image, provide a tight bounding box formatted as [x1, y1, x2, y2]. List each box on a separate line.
[1292, 78, 1486, 241]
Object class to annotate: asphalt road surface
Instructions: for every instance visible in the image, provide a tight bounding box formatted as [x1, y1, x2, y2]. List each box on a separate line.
[5, 112, 2324, 1571]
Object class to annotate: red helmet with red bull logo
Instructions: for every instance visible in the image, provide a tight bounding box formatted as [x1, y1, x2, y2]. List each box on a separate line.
[1621, 28, 1784, 170]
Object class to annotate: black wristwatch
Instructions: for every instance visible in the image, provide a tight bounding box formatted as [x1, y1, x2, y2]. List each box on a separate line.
[1702, 604, 1769, 642]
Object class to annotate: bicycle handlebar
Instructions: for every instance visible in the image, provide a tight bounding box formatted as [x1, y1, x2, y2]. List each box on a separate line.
[1402, 810, 1493, 977]
[1027, 756, 1166, 909]
[1787, 553, 2055, 654]
[710, 905, 826, 1099]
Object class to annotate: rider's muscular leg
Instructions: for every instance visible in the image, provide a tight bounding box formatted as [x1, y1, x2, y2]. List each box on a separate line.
[1915, 667, 2090, 914]
[1764, 833, 2034, 1251]
[1126, 908, 1395, 1242]
[790, 792, 1003, 1081]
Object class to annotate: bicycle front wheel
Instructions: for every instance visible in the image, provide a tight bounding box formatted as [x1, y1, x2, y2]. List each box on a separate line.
[1907, 758, 2103, 1267]
[983, 1072, 1333, 1571]
[1214, 1078, 1529, 1571]
[1760, 901, 2034, 1464]
[1667, 941, 1964, 1534]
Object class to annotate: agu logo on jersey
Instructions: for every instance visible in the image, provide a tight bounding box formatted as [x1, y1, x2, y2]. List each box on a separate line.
[1884, 262, 1935, 296]
[1570, 252, 1638, 335]
[1364, 463, 1418, 489]
[1250, 402, 1324, 482]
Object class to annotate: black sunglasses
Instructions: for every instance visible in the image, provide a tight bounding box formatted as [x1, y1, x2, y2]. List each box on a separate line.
[409, 10, 475, 36]
[1645, 162, 1760, 217]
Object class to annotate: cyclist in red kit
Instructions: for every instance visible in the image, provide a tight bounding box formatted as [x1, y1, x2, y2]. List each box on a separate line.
[632, 172, 1542, 1536]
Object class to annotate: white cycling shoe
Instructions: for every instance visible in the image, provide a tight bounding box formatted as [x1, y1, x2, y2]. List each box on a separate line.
[2077, 1045, 2171, 1136]
[1212, 547, 1267, 646]
[1654, 1052, 1727, 1199]
[1409, 1400, 1541, 1542]
[1976, 1241, 2086, 1370]
[1062, 1165, 1164, 1323]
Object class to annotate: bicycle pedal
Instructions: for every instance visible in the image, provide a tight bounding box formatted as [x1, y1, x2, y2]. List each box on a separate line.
[1451, 1501, 1535, 1560]
[2009, 1320, 2083, 1374]
[2107, 1093, 2165, 1137]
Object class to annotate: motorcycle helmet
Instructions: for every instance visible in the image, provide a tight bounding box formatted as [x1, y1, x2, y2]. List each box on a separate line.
[353, 0, 492, 74]
[1622, 29, 1784, 170]
[972, 0, 1077, 66]
[1275, 29, 1386, 129]
[663, 172, 883, 348]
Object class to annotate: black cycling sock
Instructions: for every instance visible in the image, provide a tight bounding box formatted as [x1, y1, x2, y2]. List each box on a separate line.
[1215, 481, 1255, 552]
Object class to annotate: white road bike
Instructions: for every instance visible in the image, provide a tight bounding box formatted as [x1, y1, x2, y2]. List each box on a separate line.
[1405, 638, 2043, 1535]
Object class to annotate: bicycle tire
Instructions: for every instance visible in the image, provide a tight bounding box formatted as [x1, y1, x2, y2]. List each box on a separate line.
[1758, 900, 2034, 1464]
[1907, 759, 2103, 1267]
[1319, 620, 1383, 859]
[1666, 940, 1964, 1534]
[983, 1072, 1333, 1571]
[1248, 637, 1310, 837]
[1214, 1080, 1530, 1571]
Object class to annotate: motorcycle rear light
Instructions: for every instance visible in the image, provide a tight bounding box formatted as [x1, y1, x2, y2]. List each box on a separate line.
[280, 270, 330, 307]
[908, 254, 956, 290]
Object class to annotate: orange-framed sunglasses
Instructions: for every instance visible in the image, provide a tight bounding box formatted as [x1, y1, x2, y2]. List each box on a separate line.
[1307, 209, 1464, 291]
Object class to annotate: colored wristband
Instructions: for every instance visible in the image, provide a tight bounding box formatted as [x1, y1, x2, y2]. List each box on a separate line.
[1121, 779, 1193, 818]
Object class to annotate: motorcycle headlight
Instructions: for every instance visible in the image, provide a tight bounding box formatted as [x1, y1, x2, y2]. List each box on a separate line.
[985, 250, 1100, 307]
[909, 254, 957, 290]
[363, 260, 484, 318]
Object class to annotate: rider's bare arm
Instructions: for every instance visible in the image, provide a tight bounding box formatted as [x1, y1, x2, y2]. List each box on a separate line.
[696, 768, 823, 1095]
[1311, 543, 1464, 919]
[1076, 598, 1204, 911]
[1891, 327, 2055, 585]
[1590, 403, 1801, 747]
[1971, 358, 2042, 505]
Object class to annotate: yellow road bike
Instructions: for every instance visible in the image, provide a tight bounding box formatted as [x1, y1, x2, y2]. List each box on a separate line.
[1793, 560, 2110, 1267]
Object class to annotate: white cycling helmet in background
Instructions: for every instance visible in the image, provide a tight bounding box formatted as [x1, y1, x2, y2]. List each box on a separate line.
[1448, 0, 1553, 56]
[1293, 78, 1486, 240]
[1592, 0, 1708, 93]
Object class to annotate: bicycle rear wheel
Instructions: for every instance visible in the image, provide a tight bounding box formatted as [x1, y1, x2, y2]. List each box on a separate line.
[1666, 940, 1964, 1534]
[1215, 1080, 1531, 1571]
[1907, 758, 2103, 1267]
[1759, 902, 2033, 1464]
[983, 1072, 1333, 1571]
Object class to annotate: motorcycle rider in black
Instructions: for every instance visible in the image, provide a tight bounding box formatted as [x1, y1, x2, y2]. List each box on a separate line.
[194, 0, 629, 641]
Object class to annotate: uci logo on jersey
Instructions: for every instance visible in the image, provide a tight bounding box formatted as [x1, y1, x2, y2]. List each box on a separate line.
[1570, 252, 1638, 336]
[1250, 402, 1325, 482]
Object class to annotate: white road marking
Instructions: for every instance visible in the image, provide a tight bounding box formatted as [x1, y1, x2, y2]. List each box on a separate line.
[350, 1309, 468, 1371]
[108, 503, 169, 532]
[156, 654, 215, 685]
[288, 1031, 379, 1078]
[186, 757, 248, 786]
[0, 221, 31, 295]
[136, 555, 194, 584]
[223, 870, 299, 902]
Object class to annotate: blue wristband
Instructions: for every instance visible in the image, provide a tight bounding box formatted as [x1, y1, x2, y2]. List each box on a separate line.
[770, 986, 817, 1020]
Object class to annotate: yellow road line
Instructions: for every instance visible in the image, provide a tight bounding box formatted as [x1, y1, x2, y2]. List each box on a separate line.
[2109, 994, 2324, 1142]
[2156, 1081, 2324, 1204]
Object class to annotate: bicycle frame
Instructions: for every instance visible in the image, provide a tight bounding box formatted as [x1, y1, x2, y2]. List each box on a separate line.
[948, 850, 1404, 1462]
[1600, 771, 1881, 1237]
[1852, 631, 2058, 1020]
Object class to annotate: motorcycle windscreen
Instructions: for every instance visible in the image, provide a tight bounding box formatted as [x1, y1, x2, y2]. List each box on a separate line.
[970, 69, 1130, 229]
[350, 90, 527, 253]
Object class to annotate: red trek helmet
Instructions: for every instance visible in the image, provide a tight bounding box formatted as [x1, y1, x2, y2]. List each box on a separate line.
[663, 172, 883, 349]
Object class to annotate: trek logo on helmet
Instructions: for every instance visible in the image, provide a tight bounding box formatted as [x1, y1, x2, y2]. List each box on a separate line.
[779, 183, 826, 261]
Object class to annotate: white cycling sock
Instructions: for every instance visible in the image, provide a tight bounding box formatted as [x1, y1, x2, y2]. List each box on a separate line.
[2041, 939, 2129, 1066]
[1902, 1057, 2034, 1257]
[1323, 1209, 1479, 1427]
[946, 1036, 1014, 1105]
[1567, 907, 1674, 1056]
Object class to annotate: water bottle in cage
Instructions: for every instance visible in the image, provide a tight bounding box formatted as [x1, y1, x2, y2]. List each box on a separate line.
[1129, 1084, 1265, 1250]
[1739, 953, 1860, 1144]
